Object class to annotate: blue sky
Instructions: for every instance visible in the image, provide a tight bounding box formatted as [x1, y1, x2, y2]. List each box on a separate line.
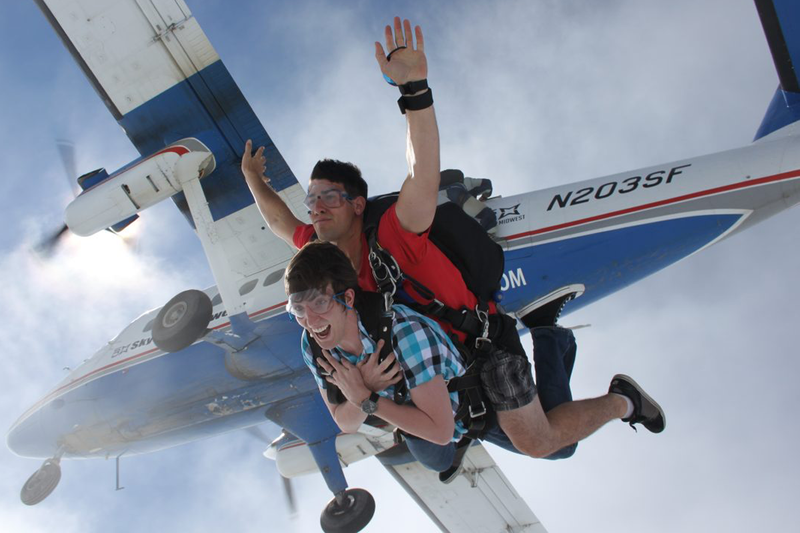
[2, 0, 800, 532]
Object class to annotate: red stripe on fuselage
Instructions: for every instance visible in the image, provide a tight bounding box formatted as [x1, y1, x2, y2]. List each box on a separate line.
[15, 300, 288, 424]
[504, 168, 800, 242]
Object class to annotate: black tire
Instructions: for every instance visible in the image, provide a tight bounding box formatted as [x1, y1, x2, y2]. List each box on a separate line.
[21, 459, 61, 506]
[320, 488, 375, 533]
[152, 290, 212, 353]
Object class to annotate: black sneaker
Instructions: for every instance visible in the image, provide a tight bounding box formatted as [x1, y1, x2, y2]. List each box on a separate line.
[519, 284, 585, 328]
[609, 374, 665, 433]
[438, 438, 473, 484]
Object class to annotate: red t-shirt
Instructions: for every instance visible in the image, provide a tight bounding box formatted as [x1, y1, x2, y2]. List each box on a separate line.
[293, 204, 493, 341]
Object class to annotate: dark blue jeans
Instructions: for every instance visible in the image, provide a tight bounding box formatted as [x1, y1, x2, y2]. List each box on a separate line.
[404, 435, 455, 472]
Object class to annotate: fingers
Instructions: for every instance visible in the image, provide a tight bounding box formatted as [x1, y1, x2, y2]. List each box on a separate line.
[242, 140, 252, 164]
[403, 19, 412, 49]
[374, 42, 388, 68]
[393, 17, 404, 48]
[384, 17, 419, 53]
[378, 352, 397, 371]
[384, 24, 394, 52]
[321, 349, 343, 372]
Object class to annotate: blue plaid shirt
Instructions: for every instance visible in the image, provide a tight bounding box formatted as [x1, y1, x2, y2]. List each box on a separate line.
[301, 304, 467, 440]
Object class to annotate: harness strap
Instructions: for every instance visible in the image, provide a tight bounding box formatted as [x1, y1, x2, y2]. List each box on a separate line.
[309, 340, 346, 405]
[363, 222, 497, 435]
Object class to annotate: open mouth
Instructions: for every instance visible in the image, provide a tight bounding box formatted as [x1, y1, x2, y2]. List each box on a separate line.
[311, 324, 332, 341]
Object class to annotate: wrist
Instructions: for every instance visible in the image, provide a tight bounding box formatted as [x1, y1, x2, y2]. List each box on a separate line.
[397, 88, 433, 115]
[351, 387, 372, 406]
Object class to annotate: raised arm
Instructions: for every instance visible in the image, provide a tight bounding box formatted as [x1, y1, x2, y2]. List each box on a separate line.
[241, 139, 304, 247]
[375, 18, 440, 234]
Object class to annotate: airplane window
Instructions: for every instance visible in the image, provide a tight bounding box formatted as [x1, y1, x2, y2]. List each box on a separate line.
[239, 280, 258, 296]
[263, 268, 285, 287]
[211, 294, 222, 307]
[143, 319, 155, 332]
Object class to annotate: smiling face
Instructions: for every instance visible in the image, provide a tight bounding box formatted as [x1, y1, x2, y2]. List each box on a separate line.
[306, 179, 365, 243]
[290, 285, 357, 351]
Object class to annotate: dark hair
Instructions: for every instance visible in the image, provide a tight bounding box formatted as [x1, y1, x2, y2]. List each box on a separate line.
[310, 159, 368, 199]
[285, 241, 359, 296]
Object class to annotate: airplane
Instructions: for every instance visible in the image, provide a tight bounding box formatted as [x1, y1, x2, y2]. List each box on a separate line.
[5, 0, 800, 531]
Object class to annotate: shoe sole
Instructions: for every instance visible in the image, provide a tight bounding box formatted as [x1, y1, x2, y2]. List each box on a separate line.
[613, 374, 666, 433]
[438, 439, 473, 484]
[515, 283, 586, 320]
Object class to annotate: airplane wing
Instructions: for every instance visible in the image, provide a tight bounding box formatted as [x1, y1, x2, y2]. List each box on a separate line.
[36, 0, 309, 314]
[380, 443, 547, 533]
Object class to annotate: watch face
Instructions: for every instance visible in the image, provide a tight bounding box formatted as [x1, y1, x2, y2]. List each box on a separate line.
[360, 397, 378, 414]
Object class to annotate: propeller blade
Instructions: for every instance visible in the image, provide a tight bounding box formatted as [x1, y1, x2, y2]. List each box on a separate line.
[282, 476, 297, 516]
[55, 139, 79, 194]
[34, 223, 69, 257]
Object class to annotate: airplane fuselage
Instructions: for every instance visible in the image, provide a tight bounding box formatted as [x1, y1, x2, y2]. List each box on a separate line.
[8, 130, 800, 461]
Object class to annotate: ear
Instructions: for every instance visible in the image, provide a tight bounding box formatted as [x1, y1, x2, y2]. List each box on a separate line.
[351, 196, 367, 216]
[344, 288, 356, 308]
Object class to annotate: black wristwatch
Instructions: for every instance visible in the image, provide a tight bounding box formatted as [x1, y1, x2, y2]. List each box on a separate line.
[360, 392, 381, 414]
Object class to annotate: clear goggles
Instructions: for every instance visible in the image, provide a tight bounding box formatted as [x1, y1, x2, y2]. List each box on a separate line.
[286, 289, 350, 318]
[303, 188, 353, 212]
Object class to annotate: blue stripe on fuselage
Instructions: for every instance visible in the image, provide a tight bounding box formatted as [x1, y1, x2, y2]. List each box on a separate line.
[118, 60, 298, 224]
[10, 213, 743, 458]
[8, 316, 337, 459]
[501, 213, 743, 314]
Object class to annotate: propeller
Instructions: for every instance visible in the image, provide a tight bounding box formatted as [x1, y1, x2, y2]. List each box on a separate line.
[244, 426, 297, 517]
[34, 139, 140, 256]
[34, 140, 77, 257]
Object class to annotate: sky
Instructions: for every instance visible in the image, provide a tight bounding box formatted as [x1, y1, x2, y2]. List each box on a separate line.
[2, 0, 799, 532]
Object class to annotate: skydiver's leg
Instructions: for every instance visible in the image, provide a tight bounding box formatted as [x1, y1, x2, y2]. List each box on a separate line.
[496, 393, 626, 459]
[480, 346, 626, 459]
[490, 315, 576, 416]
[404, 435, 456, 472]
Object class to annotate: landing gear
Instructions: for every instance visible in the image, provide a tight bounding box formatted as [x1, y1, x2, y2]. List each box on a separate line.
[20, 458, 61, 506]
[152, 290, 212, 352]
[320, 488, 375, 533]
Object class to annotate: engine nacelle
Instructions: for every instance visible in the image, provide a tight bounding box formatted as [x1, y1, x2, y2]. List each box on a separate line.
[65, 138, 215, 236]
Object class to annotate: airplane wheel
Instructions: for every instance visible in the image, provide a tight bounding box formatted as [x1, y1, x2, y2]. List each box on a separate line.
[20, 458, 61, 506]
[319, 488, 375, 533]
[152, 290, 212, 353]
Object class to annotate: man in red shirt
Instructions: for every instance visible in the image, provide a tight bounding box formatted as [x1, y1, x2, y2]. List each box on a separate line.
[241, 17, 664, 468]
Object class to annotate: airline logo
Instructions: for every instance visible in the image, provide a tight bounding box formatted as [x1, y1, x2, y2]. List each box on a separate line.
[496, 204, 526, 225]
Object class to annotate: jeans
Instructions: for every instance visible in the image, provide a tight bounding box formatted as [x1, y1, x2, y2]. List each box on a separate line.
[404, 435, 455, 472]
[530, 326, 578, 459]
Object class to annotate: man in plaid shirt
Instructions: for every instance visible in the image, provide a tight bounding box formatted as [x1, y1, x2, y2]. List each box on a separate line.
[287, 241, 467, 470]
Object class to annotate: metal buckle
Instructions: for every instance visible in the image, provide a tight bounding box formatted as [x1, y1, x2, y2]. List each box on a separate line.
[469, 402, 487, 418]
[383, 291, 395, 314]
[474, 305, 491, 349]
[474, 337, 492, 350]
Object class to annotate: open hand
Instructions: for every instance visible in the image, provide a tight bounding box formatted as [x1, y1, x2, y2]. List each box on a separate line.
[241, 140, 270, 185]
[358, 340, 403, 392]
[318, 349, 371, 405]
[374, 17, 427, 87]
